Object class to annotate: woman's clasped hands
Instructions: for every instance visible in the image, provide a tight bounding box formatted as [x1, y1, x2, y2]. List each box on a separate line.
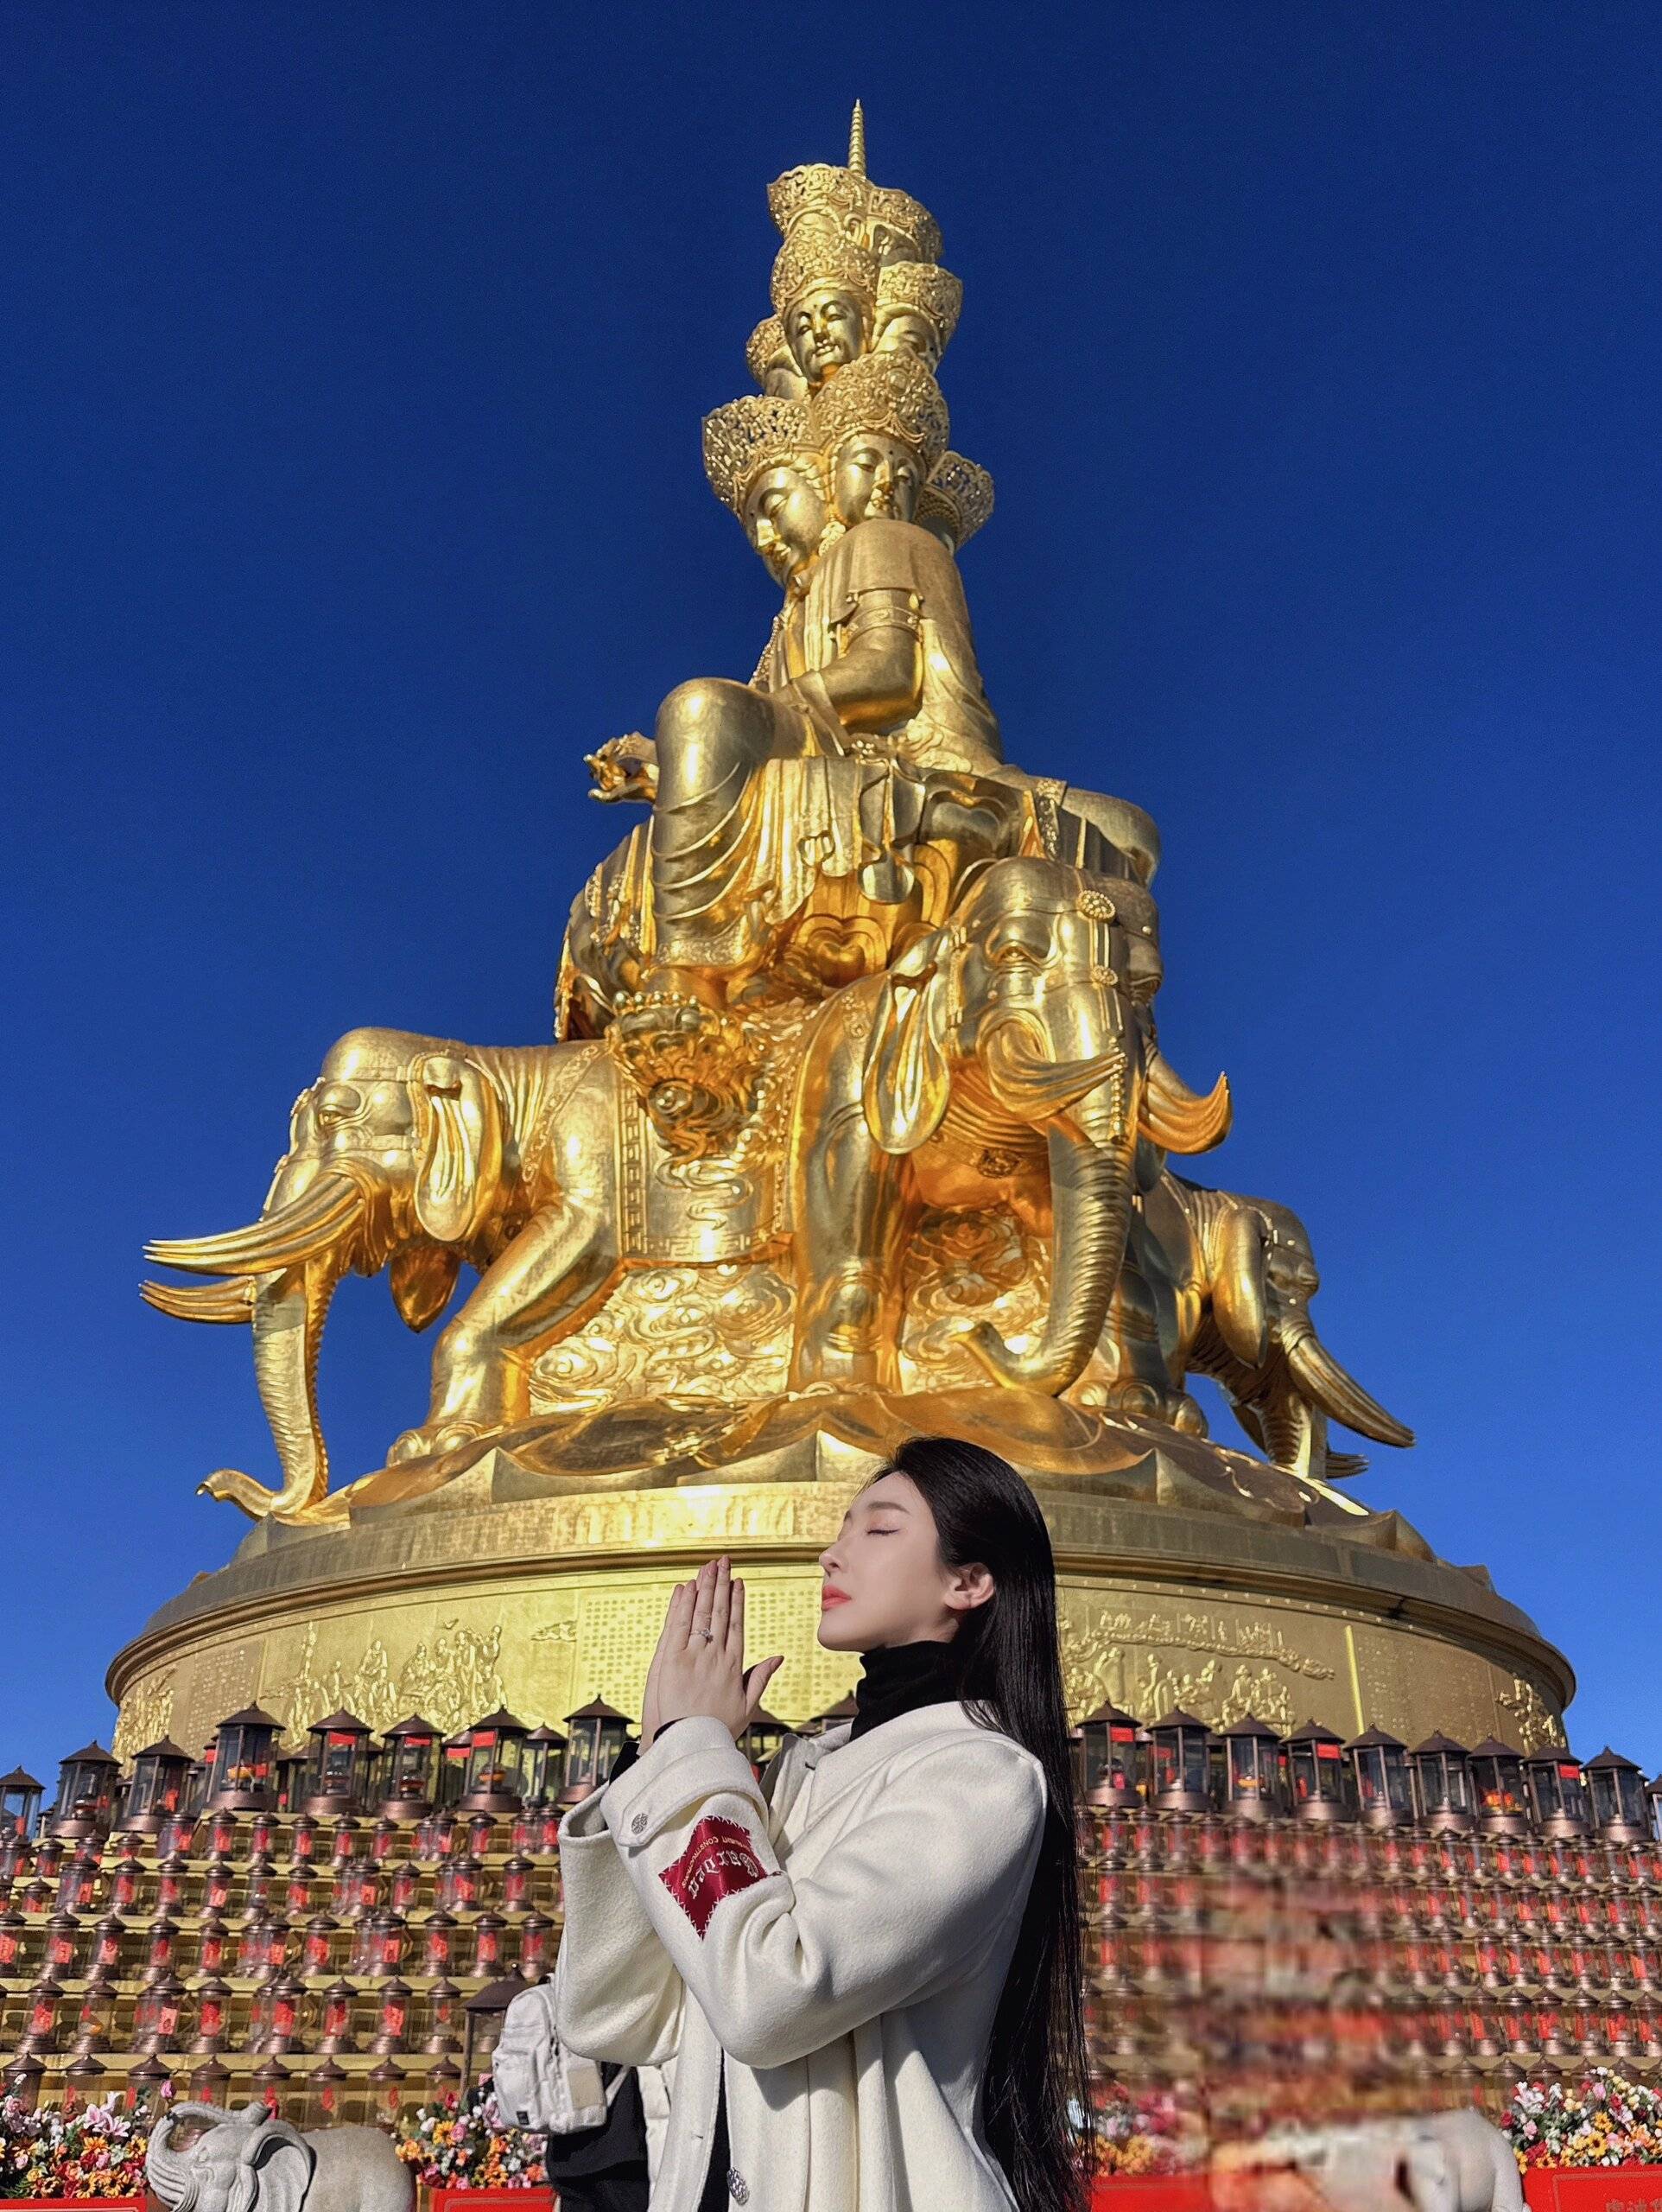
[640, 1555, 785, 1751]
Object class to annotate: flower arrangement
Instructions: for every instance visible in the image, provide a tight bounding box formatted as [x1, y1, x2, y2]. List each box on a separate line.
[395, 2082, 548, 2191]
[0, 2095, 153, 2200]
[1502, 2069, 1662, 2171]
[1072, 2082, 1207, 2176]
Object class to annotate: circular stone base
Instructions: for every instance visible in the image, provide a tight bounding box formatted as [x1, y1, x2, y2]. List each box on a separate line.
[108, 1428, 1574, 1762]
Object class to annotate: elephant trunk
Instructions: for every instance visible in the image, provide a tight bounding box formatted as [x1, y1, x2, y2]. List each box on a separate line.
[146, 2109, 218, 2212]
[967, 1067, 1139, 1396]
[1284, 1325, 1416, 1449]
[199, 1250, 343, 1521]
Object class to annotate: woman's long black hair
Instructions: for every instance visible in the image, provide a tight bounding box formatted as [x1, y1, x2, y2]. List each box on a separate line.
[876, 1435, 1092, 2212]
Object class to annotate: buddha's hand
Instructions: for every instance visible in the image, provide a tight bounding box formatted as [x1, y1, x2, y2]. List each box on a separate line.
[586, 732, 658, 803]
[650, 1555, 783, 1743]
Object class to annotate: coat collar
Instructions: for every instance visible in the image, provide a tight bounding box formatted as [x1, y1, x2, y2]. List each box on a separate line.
[797, 1698, 996, 1801]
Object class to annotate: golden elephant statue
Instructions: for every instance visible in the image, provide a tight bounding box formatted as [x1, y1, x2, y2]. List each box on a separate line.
[1078, 1166, 1416, 1482]
[142, 862, 1230, 1520]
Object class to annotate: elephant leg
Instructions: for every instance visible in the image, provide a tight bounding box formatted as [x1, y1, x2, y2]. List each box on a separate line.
[791, 1095, 907, 1391]
[404, 1204, 620, 1449]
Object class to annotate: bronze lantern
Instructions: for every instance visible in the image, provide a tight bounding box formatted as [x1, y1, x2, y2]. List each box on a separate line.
[1525, 1747, 1591, 1838]
[1583, 1748, 1650, 1843]
[461, 1973, 523, 2092]
[1220, 1715, 1285, 1821]
[1409, 1733, 1476, 1833]
[1345, 1727, 1412, 1828]
[48, 1742, 119, 1841]
[1077, 1700, 1143, 1808]
[560, 1700, 633, 1805]
[521, 1725, 568, 1808]
[1469, 1737, 1531, 1837]
[438, 1728, 471, 1808]
[301, 1710, 374, 1817]
[206, 1705, 282, 1811]
[1286, 1719, 1348, 1822]
[121, 1738, 193, 1836]
[377, 1715, 441, 1820]
[458, 1709, 530, 1814]
[0, 1769, 44, 1844]
[273, 1747, 308, 1815]
[1146, 1707, 1214, 1815]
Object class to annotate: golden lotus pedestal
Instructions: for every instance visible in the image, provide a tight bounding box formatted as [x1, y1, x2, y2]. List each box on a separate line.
[107, 1402, 1573, 1760]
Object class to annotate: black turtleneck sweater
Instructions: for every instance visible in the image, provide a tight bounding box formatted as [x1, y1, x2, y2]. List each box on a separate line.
[685, 1637, 967, 2212]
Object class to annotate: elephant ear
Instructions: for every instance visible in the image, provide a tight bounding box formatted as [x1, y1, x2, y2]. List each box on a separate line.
[860, 931, 953, 1155]
[390, 1244, 463, 1332]
[1211, 1205, 1270, 1368]
[233, 2124, 314, 2212]
[410, 1054, 504, 1245]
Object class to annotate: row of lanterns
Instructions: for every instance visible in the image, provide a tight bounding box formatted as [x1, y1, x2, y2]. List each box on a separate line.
[2, 1691, 806, 1846]
[1, 1700, 633, 1841]
[1074, 1705, 1656, 1840]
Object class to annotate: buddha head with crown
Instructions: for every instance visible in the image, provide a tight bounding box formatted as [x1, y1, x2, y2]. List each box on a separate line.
[701, 394, 830, 588]
[764, 104, 955, 393]
[807, 349, 950, 531]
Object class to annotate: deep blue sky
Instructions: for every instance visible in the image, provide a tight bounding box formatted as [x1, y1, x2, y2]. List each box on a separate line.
[4, 3, 1659, 1787]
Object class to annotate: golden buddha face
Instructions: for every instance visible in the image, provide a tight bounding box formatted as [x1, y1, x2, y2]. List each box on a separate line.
[783, 286, 871, 388]
[830, 430, 923, 528]
[742, 461, 828, 588]
[873, 308, 942, 372]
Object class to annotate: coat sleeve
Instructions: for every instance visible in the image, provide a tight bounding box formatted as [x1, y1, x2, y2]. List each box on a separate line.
[598, 1713, 1046, 2069]
[553, 1783, 686, 2067]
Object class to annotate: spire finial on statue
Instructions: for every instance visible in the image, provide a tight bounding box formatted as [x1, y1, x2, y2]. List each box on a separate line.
[848, 99, 866, 178]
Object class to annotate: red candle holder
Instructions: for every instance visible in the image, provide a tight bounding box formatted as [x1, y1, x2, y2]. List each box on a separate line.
[517, 1913, 553, 1976]
[192, 1977, 231, 2052]
[21, 1977, 62, 2052]
[421, 1910, 455, 1977]
[302, 1913, 338, 1976]
[43, 1913, 79, 1977]
[196, 1914, 228, 1976]
[203, 1857, 234, 1915]
[470, 1912, 504, 1977]
[318, 1978, 357, 2053]
[144, 1916, 179, 1980]
[372, 1977, 410, 2054]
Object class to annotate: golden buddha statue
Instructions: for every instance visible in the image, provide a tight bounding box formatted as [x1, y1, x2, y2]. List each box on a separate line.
[143, 111, 1411, 1526]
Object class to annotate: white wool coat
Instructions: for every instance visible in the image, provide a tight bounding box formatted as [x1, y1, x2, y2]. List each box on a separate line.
[553, 1700, 1046, 2212]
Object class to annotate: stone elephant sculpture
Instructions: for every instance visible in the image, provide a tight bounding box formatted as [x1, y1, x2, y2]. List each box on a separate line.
[147, 2101, 411, 2212]
[1212, 2110, 1522, 2211]
[1129, 1172, 1415, 1480]
[790, 854, 1233, 1394]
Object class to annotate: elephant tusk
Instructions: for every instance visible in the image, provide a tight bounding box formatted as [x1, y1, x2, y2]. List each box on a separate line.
[141, 1277, 256, 1324]
[144, 1173, 364, 1276]
[1140, 1046, 1233, 1154]
[1285, 1329, 1415, 1449]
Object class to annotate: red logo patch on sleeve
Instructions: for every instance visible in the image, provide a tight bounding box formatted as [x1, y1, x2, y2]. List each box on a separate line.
[658, 1814, 771, 1938]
